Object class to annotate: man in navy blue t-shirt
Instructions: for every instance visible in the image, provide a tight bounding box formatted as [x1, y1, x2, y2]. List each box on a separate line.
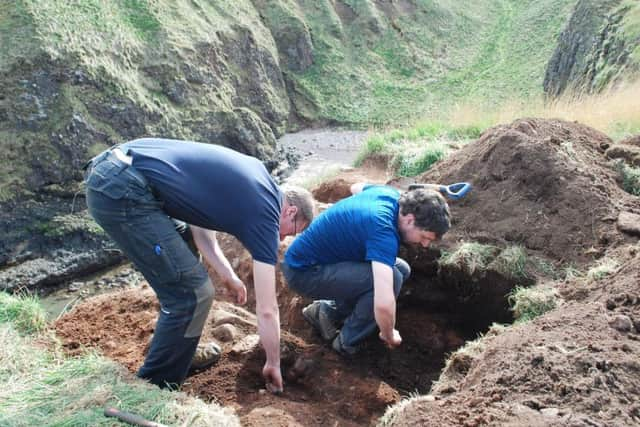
[84, 138, 315, 392]
[282, 183, 450, 355]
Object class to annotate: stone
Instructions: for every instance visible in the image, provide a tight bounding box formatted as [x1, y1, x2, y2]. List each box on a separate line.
[609, 315, 634, 332]
[606, 144, 640, 166]
[617, 212, 640, 237]
[211, 323, 239, 342]
[68, 281, 83, 292]
[190, 341, 222, 372]
[230, 334, 260, 355]
[210, 309, 256, 328]
[541, 408, 560, 417]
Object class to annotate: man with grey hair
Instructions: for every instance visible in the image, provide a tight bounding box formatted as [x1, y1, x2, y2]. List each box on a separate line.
[282, 183, 450, 356]
[84, 138, 314, 392]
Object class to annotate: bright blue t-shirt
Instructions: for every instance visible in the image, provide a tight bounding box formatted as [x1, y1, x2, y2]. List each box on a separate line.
[285, 185, 400, 269]
[121, 138, 283, 265]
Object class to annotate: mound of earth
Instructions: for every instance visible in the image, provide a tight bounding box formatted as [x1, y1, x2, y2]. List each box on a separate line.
[401, 118, 639, 265]
[384, 245, 640, 427]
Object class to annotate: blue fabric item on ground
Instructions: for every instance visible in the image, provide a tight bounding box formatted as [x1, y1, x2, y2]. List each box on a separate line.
[284, 185, 401, 269]
[120, 138, 282, 265]
[85, 150, 214, 388]
[282, 258, 410, 349]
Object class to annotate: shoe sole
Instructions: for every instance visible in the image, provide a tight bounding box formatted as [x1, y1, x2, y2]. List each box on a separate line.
[332, 335, 358, 357]
[189, 356, 220, 374]
[302, 305, 337, 342]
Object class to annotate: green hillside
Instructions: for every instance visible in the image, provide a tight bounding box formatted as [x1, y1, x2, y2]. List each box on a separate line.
[1, 0, 638, 201]
[277, 0, 575, 124]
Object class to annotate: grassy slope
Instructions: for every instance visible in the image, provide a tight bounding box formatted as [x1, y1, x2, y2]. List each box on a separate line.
[620, 0, 640, 64]
[2, 0, 635, 131]
[0, 0, 290, 200]
[289, 0, 576, 125]
[0, 1, 41, 70]
[0, 292, 239, 427]
[23, 0, 278, 120]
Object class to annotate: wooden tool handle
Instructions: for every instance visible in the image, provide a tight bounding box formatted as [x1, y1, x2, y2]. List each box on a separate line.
[104, 407, 168, 427]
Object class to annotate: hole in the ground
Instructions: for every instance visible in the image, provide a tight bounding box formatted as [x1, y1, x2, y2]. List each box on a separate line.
[329, 253, 524, 395]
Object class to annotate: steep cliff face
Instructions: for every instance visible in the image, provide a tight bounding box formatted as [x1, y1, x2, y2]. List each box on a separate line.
[544, 0, 640, 97]
[0, 1, 290, 200]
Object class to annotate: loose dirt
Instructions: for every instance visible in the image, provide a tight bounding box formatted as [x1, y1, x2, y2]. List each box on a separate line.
[53, 119, 640, 426]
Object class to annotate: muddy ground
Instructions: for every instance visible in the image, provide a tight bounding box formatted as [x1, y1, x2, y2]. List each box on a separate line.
[54, 119, 640, 426]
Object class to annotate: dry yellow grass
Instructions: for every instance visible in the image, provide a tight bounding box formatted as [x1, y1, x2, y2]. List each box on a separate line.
[448, 80, 640, 139]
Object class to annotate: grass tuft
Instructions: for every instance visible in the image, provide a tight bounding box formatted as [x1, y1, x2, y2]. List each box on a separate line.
[490, 245, 529, 280]
[508, 285, 559, 322]
[440, 242, 498, 275]
[0, 323, 239, 427]
[394, 145, 447, 177]
[378, 392, 433, 427]
[433, 323, 507, 388]
[586, 258, 620, 280]
[563, 265, 584, 281]
[0, 292, 47, 335]
[615, 161, 640, 196]
[355, 121, 477, 175]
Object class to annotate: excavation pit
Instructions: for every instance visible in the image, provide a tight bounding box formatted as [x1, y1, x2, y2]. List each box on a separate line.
[53, 250, 521, 426]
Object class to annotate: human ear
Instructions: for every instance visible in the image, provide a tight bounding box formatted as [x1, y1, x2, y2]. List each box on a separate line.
[406, 213, 415, 226]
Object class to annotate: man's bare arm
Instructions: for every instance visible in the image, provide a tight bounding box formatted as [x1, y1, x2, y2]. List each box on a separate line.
[253, 260, 283, 392]
[372, 261, 402, 347]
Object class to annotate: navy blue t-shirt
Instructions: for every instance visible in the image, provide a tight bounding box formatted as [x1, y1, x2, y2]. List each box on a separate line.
[121, 138, 283, 265]
[285, 185, 400, 269]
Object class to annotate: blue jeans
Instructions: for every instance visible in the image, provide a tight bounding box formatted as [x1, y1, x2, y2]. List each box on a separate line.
[85, 149, 214, 388]
[282, 259, 410, 349]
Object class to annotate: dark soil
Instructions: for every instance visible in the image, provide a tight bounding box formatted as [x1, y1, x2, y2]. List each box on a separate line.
[387, 248, 640, 427]
[53, 119, 640, 426]
[403, 118, 639, 266]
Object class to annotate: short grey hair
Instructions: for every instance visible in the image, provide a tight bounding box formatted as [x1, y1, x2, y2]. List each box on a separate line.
[283, 186, 315, 223]
[399, 189, 451, 238]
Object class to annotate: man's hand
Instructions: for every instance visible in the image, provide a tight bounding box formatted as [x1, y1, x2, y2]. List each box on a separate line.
[379, 328, 402, 348]
[191, 226, 246, 304]
[263, 362, 283, 394]
[224, 276, 247, 305]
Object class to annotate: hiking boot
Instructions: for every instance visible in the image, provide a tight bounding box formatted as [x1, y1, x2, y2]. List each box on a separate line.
[332, 334, 358, 357]
[302, 301, 339, 342]
[189, 341, 222, 373]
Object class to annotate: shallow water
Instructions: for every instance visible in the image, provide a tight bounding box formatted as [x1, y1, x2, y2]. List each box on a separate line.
[279, 128, 367, 186]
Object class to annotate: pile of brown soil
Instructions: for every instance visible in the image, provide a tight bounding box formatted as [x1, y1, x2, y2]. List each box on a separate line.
[378, 119, 640, 426]
[408, 118, 639, 265]
[385, 247, 640, 427]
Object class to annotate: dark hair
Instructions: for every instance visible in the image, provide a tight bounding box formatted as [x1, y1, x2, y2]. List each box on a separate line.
[399, 189, 451, 238]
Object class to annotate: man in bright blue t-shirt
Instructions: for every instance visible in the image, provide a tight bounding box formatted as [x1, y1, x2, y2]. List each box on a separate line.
[84, 138, 315, 392]
[282, 183, 450, 355]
